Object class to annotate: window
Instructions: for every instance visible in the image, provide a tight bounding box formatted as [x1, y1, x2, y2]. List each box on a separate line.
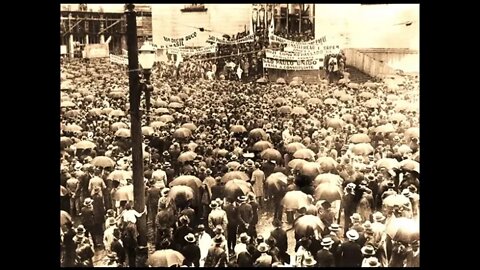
[181, 4, 207, 12]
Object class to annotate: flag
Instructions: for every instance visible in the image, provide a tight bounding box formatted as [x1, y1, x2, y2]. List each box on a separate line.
[268, 17, 275, 37]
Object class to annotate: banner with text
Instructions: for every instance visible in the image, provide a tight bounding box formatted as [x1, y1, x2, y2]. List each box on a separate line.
[167, 44, 217, 56]
[206, 34, 255, 44]
[84, 44, 109, 58]
[265, 49, 324, 60]
[109, 54, 128, 65]
[263, 58, 324, 70]
[162, 32, 197, 48]
[269, 34, 327, 46]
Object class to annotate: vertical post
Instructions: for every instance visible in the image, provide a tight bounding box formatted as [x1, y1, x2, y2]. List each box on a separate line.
[299, 4, 302, 33]
[286, 4, 289, 35]
[68, 13, 74, 59]
[125, 3, 147, 253]
[100, 14, 105, 44]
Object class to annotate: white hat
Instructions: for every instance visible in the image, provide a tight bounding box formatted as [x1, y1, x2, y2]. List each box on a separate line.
[346, 230, 359, 241]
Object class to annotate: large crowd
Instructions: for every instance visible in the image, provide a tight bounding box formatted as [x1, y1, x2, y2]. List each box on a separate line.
[60, 36, 419, 267]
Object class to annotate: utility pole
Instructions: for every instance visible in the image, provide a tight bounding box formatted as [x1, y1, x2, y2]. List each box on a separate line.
[125, 2, 148, 256]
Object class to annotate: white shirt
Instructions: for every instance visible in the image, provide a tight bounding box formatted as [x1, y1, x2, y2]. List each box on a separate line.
[103, 226, 116, 251]
[234, 243, 248, 258]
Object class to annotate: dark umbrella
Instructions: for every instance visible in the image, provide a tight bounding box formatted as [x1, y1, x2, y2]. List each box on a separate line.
[222, 171, 250, 183]
[286, 142, 307, 154]
[314, 183, 342, 202]
[252, 141, 274, 152]
[115, 128, 131, 138]
[177, 151, 197, 163]
[260, 149, 282, 162]
[173, 127, 192, 139]
[249, 128, 268, 141]
[75, 140, 96, 149]
[294, 214, 325, 237]
[91, 156, 116, 168]
[230, 125, 247, 133]
[224, 179, 252, 201]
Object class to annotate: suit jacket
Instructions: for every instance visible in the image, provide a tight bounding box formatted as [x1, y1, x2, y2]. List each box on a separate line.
[404, 249, 419, 267]
[173, 225, 193, 250]
[249, 201, 259, 225]
[110, 239, 126, 264]
[251, 169, 265, 197]
[316, 249, 335, 267]
[237, 251, 253, 267]
[237, 202, 253, 226]
[181, 243, 201, 267]
[255, 253, 273, 267]
[211, 184, 225, 200]
[146, 187, 161, 208]
[88, 177, 106, 197]
[270, 227, 288, 254]
[339, 240, 362, 267]
[208, 209, 228, 230]
[204, 246, 227, 267]
[224, 203, 239, 226]
[155, 208, 176, 230]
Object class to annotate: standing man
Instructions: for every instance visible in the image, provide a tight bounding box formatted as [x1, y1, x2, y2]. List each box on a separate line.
[251, 163, 265, 208]
[224, 198, 239, 254]
[338, 230, 363, 267]
[237, 195, 254, 236]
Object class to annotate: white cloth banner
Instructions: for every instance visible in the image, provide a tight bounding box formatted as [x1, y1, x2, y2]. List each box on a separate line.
[162, 31, 197, 47]
[167, 45, 217, 56]
[109, 54, 128, 65]
[263, 58, 323, 70]
[269, 34, 327, 46]
[206, 34, 255, 44]
[265, 49, 324, 60]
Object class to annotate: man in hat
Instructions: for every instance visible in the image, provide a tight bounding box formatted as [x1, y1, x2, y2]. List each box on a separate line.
[404, 240, 419, 267]
[338, 229, 362, 267]
[343, 183, 357, 234]
[251, 163, 265, 207]
[208, 200, 228, 237]
[295, 237, 313, 267]
[181, 233, 201, 267]
[155, 197, 175, 250]
[223, 198, 239, 254]
[163, 162, 176, 185]
[66, 177, 81, 216]
[110, 228, 126, 266]
[192, 228, 208, 263]
[269, 218, 289, 264]
[254, 243, 273, 267]
[316, 237, 335, 267]
[237, 195, 254, 235]
[92, 186, 106, 247]
[237, 243, 255, 267]
[146, 180, 163, 230]
[88, 167, 106, 197]
[61, 221, 77, 267]
[76, 165, 94, 206]
[234, 232, 250, 258]
[103, 218, 118, 252]
[80, 198, 96, 242]
[361, 244, 378, 267]
[173, 215, 194, 251]
[262, 160, 276, 180]
[247, 192, 259, 238]
[204, 235, 228, 267]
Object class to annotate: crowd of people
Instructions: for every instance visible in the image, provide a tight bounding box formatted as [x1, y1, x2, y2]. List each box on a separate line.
[60, 43, 419, 267]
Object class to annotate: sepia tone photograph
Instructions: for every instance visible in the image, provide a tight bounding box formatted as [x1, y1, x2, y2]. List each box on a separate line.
[60, 3, 419, 267]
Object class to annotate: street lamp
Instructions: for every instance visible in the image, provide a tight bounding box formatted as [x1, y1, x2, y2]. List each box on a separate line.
[138, 42, 155, 125]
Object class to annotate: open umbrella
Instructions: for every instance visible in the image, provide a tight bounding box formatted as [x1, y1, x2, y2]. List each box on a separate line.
[109, 91, 125, 99]
[291, 106, 309, 116]
[376, 158, 400, 170]
[177, 93, 188, 100]
[252, 140, 274, 152]
[293, 149, 316, 160]
[351, 143, 374, 156]
[88, 108, 103, 116]
[285, 142, 307, 154]
[296, 91, 310, 99]
[173, 127, 192, 139]
[390, 113, 407, 123]
[276, 78, 286, 84]
[168, 185, 195, 207]
[148, 249, 185, 267]
[249, 128, 268, 141]
[333, 89, 347, 98]
[150, 121, 166, 129]
[294, 215, 325, 237]
[222, 171, 250, 183]
[224, 179, 252, 201]
[155, 99, 169, 108]
[314, 173, 343, 187]
[266, 172, 288, 192]
[288, 159, 308, 170]
[397, 144, 412, 155]
[64, 109, 81, 118]
[159, 115, 175, 123]
[359, 92, 375, 99]
[307, 98, 322, 105]
[349, 133, 371, 143]
[60, 101, 76, 108]
[107, 170, 130, 185]
[274, 97, 288, 105]
[386, 217, 419, 244]
[316, 157, 338, 172]
[347, 82, 360, 90]
[399, 159, 419, 173]
[60, 137, 73, 148]
[109, 109, 126, 117]
[168, 102, 184, 109]
[326, 118, 345, 129]
[282, 190, 309, 210]
[290, 80, 302, 87]
[314, 183, 342, 202]
[63, 124, 83, 133]
[91, 156, 115, 168]
[278, 105, 293, 114]
[364, 82, 379, 89]
[260, 148, 282, 161]
[177, 151, 197, 163]
[230, 125, 247, 133]
[364, 99, 380, 109]
[226, 161, 241, 170]
[155, 108, 170, 115]
[115, 128, 131, 138]
[256, 77, 268, 84]
[102, 107, 114, 115]
[292, 76, 303, 82]
[170, 175, 203, 189]
[181, 123, 197, 131]
[114, 185, 134, 201]
[339, 94, 354, 102]
[111, 122, 128, 131]
[383, 194, 411, 208]
[60, 210, 72, 226]
[324, 98, 337, 105]
[375, 124, 396, 133]
[75, 140, 96, 149]
[299, 162, 322, 177]
[169, 96, 183, 103]
[404, 127, 419, 141]
[216, 149, 229, 157]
